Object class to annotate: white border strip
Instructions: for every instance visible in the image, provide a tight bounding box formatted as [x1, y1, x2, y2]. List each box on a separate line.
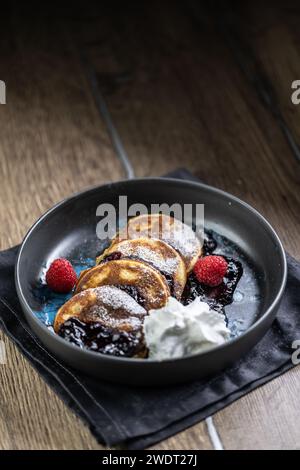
[205, 417, 224, 450]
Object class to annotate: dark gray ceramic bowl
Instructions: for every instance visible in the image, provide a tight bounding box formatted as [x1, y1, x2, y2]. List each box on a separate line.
[15, 178, 287, 386]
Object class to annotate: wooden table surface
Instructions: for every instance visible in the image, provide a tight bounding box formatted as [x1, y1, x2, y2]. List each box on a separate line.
[0, 0, 300, 450]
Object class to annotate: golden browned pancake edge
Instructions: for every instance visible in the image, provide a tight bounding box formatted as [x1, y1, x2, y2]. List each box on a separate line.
[108, 213, 202, 272]
[96, 237, 187, 299]
[75, 258, 170, 310]
[54, 285, 146, 334]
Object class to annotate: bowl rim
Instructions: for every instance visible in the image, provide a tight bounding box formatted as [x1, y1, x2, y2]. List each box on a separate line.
[15, 177, 287, 365]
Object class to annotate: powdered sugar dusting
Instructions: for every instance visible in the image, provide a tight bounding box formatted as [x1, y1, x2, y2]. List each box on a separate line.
[124, 214, 201, 267]
[116, 242, 179, 275]
[94, 285, 146, 316]
[163, 224, 201, 260]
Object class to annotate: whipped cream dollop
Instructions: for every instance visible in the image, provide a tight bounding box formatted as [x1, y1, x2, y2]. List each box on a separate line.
[143, 297, 230, 360]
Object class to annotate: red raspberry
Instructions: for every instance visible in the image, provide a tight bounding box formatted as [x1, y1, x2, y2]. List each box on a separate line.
[193, 255, 228, 287]
[46, 258, 77, 293]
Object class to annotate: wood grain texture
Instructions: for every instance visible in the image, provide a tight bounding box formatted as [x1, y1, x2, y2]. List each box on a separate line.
[0, 8, 124, 251]
[85, 0, 300, 258]
[0, 330, 102, 450]
[0, 0, 300, 450]
[214, 366, 300, 450]
[81, 0, 300, 450]
[0, 7, 124, 450]
[150, 423, 213, 450]
[225, 0, 300, 163]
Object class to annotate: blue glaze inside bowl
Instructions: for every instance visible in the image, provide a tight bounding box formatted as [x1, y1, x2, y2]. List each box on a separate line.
[31, 230, 261, 339]
[32, 257, 95, 327]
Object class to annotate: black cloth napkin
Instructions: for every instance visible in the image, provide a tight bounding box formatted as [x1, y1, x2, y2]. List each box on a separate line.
[0, 169, 299, 450]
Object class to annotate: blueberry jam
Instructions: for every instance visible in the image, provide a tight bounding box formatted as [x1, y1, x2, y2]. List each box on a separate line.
[117, 284, 147, 308]
[103, 252, 122, 262]
[182, 231, 243, 315]
[163, 274, 175, 297]
[35, 229, 261, 354]
[59, 317, 145, 357]
[104, 231, 243, 315]
[182, 258, 243, 314]
[203, 230, 218, 254]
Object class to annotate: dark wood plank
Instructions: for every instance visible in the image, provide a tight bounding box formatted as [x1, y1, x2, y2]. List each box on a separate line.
[1, 0, 299, 450]
[0, 7, 124, 450]
[216, 0, 300, 164]
[77, 0, 300, 449]
[150, 423, 213, 450]
[213, 366, 300, 449]
[82, 0, 300, 254]
[0, 6, 124, 250]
